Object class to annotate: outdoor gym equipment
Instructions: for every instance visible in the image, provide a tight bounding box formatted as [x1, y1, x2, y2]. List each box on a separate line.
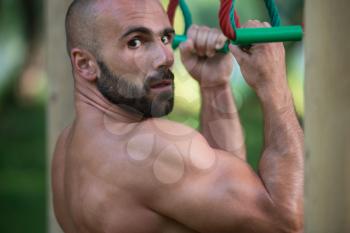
[167, 0, 303, 53]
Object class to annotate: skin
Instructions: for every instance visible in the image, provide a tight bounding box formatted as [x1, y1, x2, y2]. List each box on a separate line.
[52, 1, 304, 233]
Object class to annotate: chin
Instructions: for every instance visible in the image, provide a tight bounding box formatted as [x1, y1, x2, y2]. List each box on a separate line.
[149, 98, 174, 118]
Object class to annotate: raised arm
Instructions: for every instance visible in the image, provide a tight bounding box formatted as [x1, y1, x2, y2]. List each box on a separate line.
[179, 25, 246, 160]
[229, 20, 304, 229]
[139, 22, 303, 233]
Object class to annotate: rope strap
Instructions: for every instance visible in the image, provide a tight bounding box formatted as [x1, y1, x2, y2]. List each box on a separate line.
[167, 0, 192, 35]
[219, 0, 240, 40]
[167, 0, 179, 26]
[219, 0, 282, 40]
[264, 0, 281, 27]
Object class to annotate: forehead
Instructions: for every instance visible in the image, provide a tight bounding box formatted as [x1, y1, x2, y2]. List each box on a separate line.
[96, 0, 171, 34]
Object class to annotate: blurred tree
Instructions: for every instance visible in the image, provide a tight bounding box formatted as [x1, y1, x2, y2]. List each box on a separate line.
[0, 0, 45, 107]
[0, 1, 46, 233]
[46, 0, 74, 232]
[305, 0, 350, 232]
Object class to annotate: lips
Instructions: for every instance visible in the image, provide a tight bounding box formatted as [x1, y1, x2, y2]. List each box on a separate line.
[150, 80, 172, 89]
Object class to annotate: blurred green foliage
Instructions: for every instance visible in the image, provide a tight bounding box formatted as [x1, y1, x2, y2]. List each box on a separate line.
[0, 98, 46, 233]
[0, 0, 303, 232]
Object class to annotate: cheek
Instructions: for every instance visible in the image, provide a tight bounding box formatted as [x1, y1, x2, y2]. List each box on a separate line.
[132, 49, 155, 73]
[107, 52, 147, 87]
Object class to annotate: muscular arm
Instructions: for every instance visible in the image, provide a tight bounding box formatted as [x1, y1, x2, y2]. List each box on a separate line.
[143, 116, 302, 233]
[143, 95, 303, 232]
[180, 25, 246, 159]
[200, 84, 246, 160]
[230, 20, 304, 230]
[257, 84, 303, 219]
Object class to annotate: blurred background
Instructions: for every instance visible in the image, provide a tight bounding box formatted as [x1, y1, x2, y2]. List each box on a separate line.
[0, 0, 303, 232]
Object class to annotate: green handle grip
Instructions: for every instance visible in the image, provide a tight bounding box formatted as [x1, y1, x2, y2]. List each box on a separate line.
[172, 25, 303, 53]
[235, 26, 303, 45]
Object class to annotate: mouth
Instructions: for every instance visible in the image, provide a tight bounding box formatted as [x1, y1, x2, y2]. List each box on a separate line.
[150, 80, 173, 91]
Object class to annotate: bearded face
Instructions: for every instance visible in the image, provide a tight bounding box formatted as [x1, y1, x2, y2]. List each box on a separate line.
[96, 61, 175, 118]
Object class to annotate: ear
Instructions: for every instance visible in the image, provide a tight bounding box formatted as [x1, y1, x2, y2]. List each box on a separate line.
[71, 48, 99, 82]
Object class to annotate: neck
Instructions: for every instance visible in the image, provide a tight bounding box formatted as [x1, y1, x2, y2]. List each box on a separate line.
[74, 76, 144, 123]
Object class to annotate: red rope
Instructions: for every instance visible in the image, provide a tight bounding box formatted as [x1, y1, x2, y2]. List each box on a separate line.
[167, 0, 240, 40]
[219, 0, 240, 40]
[167, 0, 179, 26]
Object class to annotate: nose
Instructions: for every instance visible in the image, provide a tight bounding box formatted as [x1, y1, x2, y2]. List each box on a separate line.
[152, 41, 174, 70]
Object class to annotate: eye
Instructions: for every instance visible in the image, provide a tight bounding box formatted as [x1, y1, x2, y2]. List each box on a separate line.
[128, 38, 142, 49]
[161, 35, 171, 45]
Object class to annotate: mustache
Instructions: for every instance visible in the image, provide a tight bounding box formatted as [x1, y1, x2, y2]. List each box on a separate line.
[145, 68, 174, 88]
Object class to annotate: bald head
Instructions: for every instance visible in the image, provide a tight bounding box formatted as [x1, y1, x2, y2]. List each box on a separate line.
[65, 0, 167, 57]
[65, 0, 98, 55]
[65, 0, 175, 117]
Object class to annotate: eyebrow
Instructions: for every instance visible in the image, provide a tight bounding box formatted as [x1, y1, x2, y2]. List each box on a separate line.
[120, 26, 175, 39]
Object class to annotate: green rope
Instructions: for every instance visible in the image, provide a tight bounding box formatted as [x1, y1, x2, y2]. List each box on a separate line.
[179, 0, 192, 35]
[264, 0, 281, 27]
[230, 0, 237, 33]
[172, 0, 192, 49]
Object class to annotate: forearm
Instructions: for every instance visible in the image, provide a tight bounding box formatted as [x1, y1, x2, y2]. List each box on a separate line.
[200, 83, 246, 160]
[257, 82, 304, 220]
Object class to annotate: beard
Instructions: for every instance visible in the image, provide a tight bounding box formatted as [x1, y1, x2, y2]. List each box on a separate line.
[96, 61, 175, 118]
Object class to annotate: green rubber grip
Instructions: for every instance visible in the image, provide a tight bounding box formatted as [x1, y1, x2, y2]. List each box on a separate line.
[173, 25, 303, 53]
[234, 26, 303, 45]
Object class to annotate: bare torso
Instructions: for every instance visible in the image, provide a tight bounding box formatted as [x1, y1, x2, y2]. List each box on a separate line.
[52, 107, 198, 233]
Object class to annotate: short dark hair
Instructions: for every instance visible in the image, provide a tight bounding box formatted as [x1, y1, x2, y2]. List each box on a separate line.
[65, 0, 98, 55]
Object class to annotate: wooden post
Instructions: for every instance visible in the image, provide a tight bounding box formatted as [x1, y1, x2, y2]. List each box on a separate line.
[46, 0, 73, 232]
[305, 0, 350, 232]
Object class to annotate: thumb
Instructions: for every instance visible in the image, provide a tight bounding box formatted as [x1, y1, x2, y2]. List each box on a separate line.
[229, 44, 247, 64]
[179, 39, 195, 61]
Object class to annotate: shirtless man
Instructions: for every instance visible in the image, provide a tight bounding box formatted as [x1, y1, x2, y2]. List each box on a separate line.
[52, 0, 304, 232]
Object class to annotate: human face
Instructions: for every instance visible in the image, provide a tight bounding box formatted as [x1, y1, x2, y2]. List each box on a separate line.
[96, 60, 174, 118]
[93, 0, 175, 118]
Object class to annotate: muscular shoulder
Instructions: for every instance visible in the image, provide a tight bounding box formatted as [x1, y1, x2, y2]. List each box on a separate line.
[144, 118, 216, 171]
[126, 118, 208, 160]
[115, 118, 217, 188]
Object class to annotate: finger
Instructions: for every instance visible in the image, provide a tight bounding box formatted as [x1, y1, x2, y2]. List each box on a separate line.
[242, 19, 263, 28]
[215, 33, 228, 50]
[179, 39, 199, 73]
[263, 22, 271, 28]
[251, 19, 262, 27]
[206, 29, 220, 57]
[195, 27, 210, 57]
[179, 38, 195, 61]
[187, 25, 199, 41]
[229, 44, 249, 64]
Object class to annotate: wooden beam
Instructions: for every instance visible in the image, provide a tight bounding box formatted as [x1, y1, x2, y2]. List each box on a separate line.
[305, 0, 350, 232]
[46, 0, 73, 232]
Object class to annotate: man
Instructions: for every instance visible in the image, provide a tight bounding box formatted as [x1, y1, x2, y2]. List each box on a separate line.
[52, 0, 304, 232]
